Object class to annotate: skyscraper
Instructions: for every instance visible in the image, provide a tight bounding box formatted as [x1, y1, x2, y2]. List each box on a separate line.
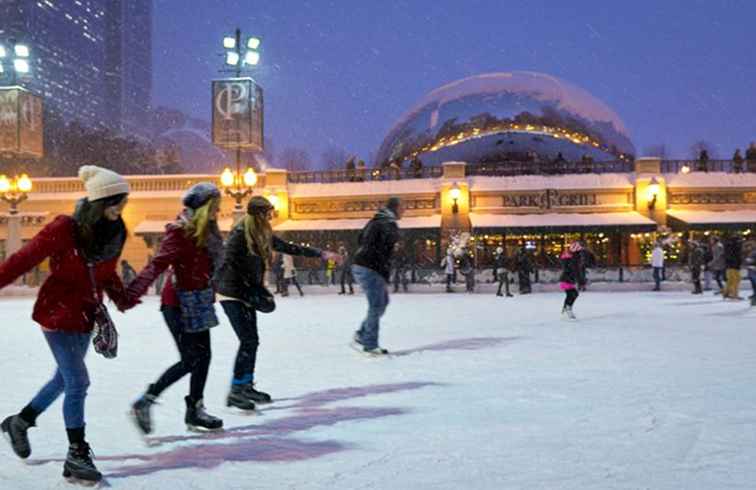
[0, 0, 151, 133]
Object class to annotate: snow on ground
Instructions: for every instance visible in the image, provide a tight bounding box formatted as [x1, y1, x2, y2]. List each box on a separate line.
[1, 289, 756, 489]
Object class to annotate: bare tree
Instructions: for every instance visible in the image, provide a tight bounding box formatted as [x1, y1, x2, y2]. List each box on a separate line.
[642, 144, 667, 159]
[278, 147, 312, 171]
[690, 140, 717, 159]
[320, 146, 350, 170]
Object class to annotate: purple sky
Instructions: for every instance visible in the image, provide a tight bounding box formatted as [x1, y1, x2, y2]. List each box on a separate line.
[153, 0, 756, 166]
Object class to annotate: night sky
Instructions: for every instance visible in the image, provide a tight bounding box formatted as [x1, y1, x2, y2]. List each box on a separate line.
[153, 0, 756, 166]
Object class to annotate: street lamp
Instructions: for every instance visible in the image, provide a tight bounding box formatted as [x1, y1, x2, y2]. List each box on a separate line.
[646, 176, 660, 211]
[223, 29, 260, 74]
[0, 174, 32, 214]
[0, 40, 32, 86]
[220, 166, 257, 218]
[450, 182, 461, 214]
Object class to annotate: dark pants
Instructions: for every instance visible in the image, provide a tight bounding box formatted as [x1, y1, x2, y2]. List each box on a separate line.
[286, 276, 303, 296]
[653, 267, 662, 290]
[496, 271, 510, 295]
[445, 273, 453, 291]
[713, 269, 724, 290]
[691, 267, 702, 293]
[563, 288, 579, 308]
[147, 306, 212, 401]
[518, 271, 531, 294]
[340, 267, 354, 294]
[220, 301, 259, 385]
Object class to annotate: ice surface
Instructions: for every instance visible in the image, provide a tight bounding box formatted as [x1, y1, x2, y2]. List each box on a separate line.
[1, 290, 755, 489]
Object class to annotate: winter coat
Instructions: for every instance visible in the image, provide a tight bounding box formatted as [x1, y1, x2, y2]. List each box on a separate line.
[516, 250, 532, 273]
[651, 246, 664, 268]
[353, 208, 400, 281]
[127, 218, 219, 307]
[708, 242, 725, 271]
[493, 253, 509, 275]
[391, 251, 408, 272]
[441, 254, 455, 274]
[723, 236, 743, 269]
[688, 245, 705, 270]
[746, 250, 756, 279]
[458, 253, 474, 275]
[214, 223, 321, 300]
[0, 215, 129, 332]
[559, 251, 584, 286]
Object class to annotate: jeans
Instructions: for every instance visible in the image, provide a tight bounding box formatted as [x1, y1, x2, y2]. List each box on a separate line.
[220, 301, 259, 386]
[30, 331, 91, 429]
[147, 306, 211, 401]
[653, 267, 662, 290]
[352, 264, 389, 349]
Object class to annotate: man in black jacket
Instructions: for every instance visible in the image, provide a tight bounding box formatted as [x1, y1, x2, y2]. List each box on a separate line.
[351, 197, 401, 354]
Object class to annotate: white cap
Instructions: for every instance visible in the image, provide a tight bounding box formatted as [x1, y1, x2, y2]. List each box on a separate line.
[78, 165, 130, 202]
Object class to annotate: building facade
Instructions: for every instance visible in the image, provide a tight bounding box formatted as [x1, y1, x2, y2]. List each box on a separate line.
[0, 0, 152, 132]
[1, 159, 755, 286]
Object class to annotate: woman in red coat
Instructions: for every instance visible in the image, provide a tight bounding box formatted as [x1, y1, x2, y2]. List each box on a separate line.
[0, 166, 131, 484]
[128, 182, 225, 434]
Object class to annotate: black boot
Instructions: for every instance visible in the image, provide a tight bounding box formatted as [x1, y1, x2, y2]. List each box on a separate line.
[1, 414, 33, 459]
[130, 392, 158, 435]
[185, 397, 223, 431]
[243, 384, 273, 404]
[226, 385, 256, 411]
[63, 442, 101, 483]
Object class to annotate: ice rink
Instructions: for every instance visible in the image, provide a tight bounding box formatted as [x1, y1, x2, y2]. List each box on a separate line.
[1, 289, 755, 489]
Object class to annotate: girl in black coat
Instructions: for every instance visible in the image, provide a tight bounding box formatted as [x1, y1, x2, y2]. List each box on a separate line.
[214, 196, 339, 411]
[559, 242, 585, 319]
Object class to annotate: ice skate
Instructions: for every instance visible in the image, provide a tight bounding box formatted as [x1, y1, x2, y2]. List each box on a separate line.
[243, 384, 272, 404]
[226, 385, 257, 411]
[185, 397, 223, 432]
[1, 414, 32, 459]
[62, 442, 102, 485]
[130, 393, 157, 435]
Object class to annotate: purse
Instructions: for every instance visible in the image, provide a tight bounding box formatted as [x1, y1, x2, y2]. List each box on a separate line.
[248, 284, 275, 313]
[176, 286, 219, 332]
[86, 263, 119, 359]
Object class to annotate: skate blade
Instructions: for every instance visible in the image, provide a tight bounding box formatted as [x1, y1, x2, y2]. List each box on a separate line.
[225, 406, 260, 416]
[63, 475, 105, 487]
[349, 342, 391, 357]
[186, 424, 224, 433]
[126, 410, 152, 439]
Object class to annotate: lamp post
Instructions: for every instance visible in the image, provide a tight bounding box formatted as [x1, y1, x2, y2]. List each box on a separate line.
[0, 174, 32, 257]
[220, 166, 257, 222]
[450, 182, 461, 214]
[0, 40, 32, 87]
[647, 176, 660, 211]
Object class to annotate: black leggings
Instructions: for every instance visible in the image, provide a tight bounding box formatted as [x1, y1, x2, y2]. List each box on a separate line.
[563, 288, 579, 308]
[148, 306, 211, 401]
[220, 300, 259, 385]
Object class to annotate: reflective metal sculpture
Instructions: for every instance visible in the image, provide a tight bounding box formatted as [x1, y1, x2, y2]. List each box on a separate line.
[376, 71, 635, 166]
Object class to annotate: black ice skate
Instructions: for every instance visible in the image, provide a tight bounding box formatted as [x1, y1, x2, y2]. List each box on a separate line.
[243, 384, 272, 404]
[185, 397, 223, 432]
[1, 414, 32, 459]
[63, 442, 102, 485]
[130, 393, 157, 435]
[226, 385, 256, 411]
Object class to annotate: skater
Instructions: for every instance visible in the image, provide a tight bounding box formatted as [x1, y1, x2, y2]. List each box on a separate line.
[651, 240, 664, 291]
[723, 233, 743, 300]
[0, 166, 131, 484]
[493, 247, 513, 297]
[352, 197, 402, 355]
[391, 242, 409, 293]
[560, 241, 585, 319]
[688, 240, 705, 294]
[214, 196, 338, 411]
[282, 253, 304, 297]
[271, 253, 285, 294]
[338, 245, 354, 295]
[128, 182, 225, 435]
[441, 247, 455, 292]
[516, 246, 532, 294]
[745, 242, 756, 306]
[459, 247, 475, 293]
[708, 236, 725, 294]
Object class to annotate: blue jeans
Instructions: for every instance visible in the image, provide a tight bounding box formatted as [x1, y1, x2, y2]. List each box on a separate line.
[352, 265, 389, 349]
[653, 267, 662, 289]
[29, 331, 91, 429]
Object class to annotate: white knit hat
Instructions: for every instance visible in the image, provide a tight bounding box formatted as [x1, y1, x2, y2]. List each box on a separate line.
[78, 165, 130, 202]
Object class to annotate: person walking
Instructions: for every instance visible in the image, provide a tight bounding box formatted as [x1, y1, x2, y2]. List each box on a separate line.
[441, 247, 455, 293]
[351, 197, 401, 355]
[493, 247, 513, 297]
[338, 245, 354, 295]
[282, 253, 304, 297]
[129, 183, 225, 435]
[560, 242, 585, 319]
[708, 236, 726, 294]
[0, 166, 131, 484]
[213, 196, 335, 410]
[651, 240, 664, 291]
[723, 233, 743, 300]
[689, 240, 705, 294]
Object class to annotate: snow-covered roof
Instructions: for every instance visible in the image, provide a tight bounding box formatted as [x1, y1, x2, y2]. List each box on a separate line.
[664, 172, 756, 189]
[666, 209, 756, 225]
[470, 212, 656, 229]
[274, 214, 442, 232]
[469, 173, 634, 192]
[288, 179, 439, 198]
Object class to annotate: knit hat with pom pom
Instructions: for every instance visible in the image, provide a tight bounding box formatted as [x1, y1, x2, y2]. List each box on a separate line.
[78, 165, 130, 202]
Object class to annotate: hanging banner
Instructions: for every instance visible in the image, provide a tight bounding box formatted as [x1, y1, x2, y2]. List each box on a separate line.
[0, 87, 43, 158]
[211, 78, 263, 151]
